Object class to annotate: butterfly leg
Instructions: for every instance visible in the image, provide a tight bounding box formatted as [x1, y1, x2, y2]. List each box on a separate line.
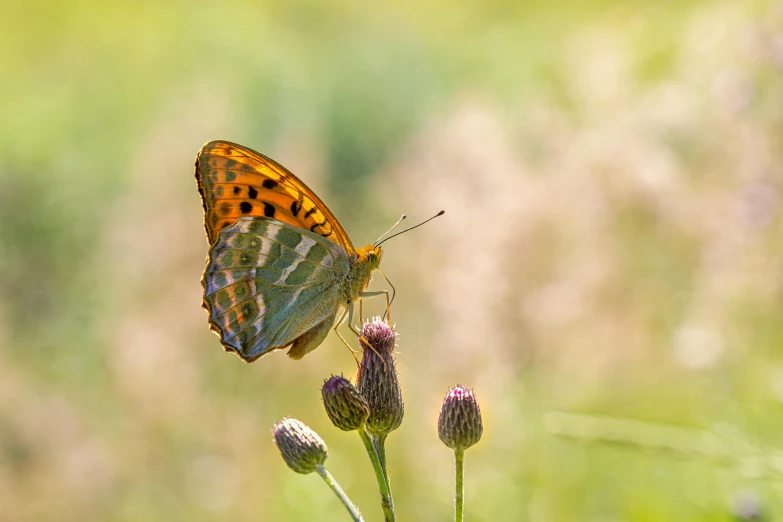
[332, 308, 361, 367]
[358, 290, 392, 325]
[346, 300, 388, 369]
[346, 302, 372, 348]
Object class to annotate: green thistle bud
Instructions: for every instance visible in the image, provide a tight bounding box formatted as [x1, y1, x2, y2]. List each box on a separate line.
[357, 318, 404, 438]
[322, 375, 370, 431]
[438, 386, 483, 451]
[272, 418, 328, 474]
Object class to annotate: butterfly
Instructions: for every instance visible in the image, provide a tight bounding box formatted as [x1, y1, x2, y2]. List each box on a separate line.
[195, 140, 388, 362]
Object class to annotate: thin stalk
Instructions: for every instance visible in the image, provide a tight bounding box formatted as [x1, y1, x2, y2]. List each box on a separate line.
[359, 429, 395, 522]
[454, 449, 465, 522]
[372, 435, 388, 476]
[315, 465, 365, 522]
[373, 435, 396, 516]
[371, 434, 397, 495]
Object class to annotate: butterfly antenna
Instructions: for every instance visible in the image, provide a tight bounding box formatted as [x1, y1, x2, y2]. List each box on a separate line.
[377, 268, 396, 320]
[374, 214, 407, 247]
[375, 210, 445, 247]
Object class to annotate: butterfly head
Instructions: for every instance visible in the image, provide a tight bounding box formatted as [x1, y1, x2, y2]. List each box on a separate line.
[357, 244, 383, 271]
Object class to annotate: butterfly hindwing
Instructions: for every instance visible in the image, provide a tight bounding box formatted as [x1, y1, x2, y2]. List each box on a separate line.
[202, 216, 351, 361]
[195, 140, 356, 256]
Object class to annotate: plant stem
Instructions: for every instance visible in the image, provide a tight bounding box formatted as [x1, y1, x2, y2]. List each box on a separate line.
[373, 435, 395, 517]
[315, 465, 365, 522]
[359, 429, 395, 522]
[372, 434, 389, 480]
[455, 449, 465, 522]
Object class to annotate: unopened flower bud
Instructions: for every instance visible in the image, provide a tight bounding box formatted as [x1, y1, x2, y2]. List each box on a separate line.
[272, 418, 327, 474]
[438, 386, 483, 451]
[357, 318, 403, 437]
[322, 375, 370, 431]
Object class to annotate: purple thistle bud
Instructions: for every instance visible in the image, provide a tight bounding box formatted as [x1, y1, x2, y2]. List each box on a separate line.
[438, 386, 483, 451]
[322, 375, 370, 431]
[357, 318, 403, 438]
[272, 418, 328, 474]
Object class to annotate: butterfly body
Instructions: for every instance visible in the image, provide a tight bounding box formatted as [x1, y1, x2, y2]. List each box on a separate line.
[195, 140, 383, 362]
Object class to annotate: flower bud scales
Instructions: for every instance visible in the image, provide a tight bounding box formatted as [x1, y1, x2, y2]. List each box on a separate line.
[438, 386, 483, 451]
[357, 318, 404, 438]
[273, 418, 328, 474]
[322, 375, 370, 431]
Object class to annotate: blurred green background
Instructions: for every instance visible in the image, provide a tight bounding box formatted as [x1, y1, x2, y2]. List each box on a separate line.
[2, 0, 783, 520]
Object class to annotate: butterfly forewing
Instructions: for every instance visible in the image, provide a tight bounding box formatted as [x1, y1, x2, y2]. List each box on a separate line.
[202, 217, 351, 361]
[196, 140, 355, 255]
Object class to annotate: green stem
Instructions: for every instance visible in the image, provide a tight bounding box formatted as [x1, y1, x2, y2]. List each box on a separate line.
[455, 449, 465, 522]
[372, 434, 389, 481]
[359, 430, 395, 522]
[374, 435, 395, 517]
[315, 465, 365, 522]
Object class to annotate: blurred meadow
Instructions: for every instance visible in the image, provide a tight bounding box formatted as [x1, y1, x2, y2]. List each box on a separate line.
[2, 0, 783, 520]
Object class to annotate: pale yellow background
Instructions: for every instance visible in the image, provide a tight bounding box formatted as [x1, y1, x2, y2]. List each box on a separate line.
[1, 1, 782, 520]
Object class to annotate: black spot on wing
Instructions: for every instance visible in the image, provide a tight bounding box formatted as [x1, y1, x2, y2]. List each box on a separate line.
[263, 202, 275, 217]
[262, 179, 278, 189]
[304, 208, 317, 219]
[233, 186, 241, 195]
[248, 186, 258, 199]
[290, 200, 301, 216]
[240, 201, 253, 214]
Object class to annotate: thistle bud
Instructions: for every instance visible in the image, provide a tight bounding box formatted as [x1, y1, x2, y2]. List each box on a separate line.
[272, 418, 328, 474]
[322, 375, 370, 431]
[438, 386, 483, 451]
[357, 318, 403, 437]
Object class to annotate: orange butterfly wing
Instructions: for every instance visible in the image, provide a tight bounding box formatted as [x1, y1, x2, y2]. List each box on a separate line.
[195, 140, 356, 256]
